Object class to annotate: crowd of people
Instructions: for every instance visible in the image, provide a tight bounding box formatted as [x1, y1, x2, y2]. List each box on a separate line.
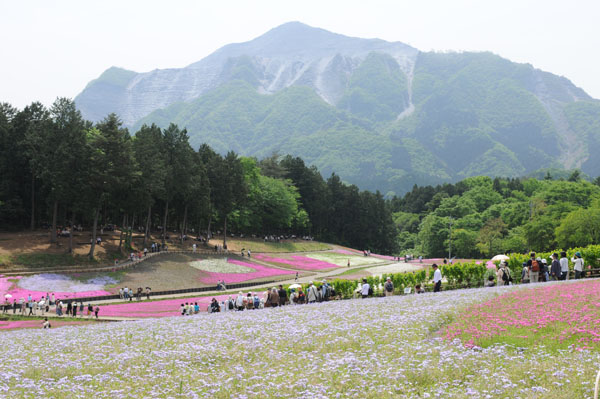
[118, 286, 151, 301]
[1, 293, 100, 320]
[196, 281, 337, 314]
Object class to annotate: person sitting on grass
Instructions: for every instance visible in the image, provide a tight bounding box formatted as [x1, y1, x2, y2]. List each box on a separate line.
[486, 275, 496, 287]
[414, 284, 425, 294]
[42, 317, 50, 329]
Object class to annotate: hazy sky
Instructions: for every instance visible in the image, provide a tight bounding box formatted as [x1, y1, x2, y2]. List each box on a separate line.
[1, 0, 599, 109]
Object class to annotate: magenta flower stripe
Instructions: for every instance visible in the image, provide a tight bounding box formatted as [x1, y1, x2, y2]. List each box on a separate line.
[253, 254, 340, 270]
[198, 259, 295, 284]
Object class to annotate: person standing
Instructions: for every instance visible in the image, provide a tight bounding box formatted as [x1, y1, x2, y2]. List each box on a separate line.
[235, 292, 245, 311]
[540, 259, 549, 282]
[496, 264, 504, 287]
[550, 253, 561, 281]
[384, 277, 394, 297]
[269, 288, 279, 307]
[432, 264, 442, 292]
[307, 282, 319, 303]
[572, 252, 585, 279]
[192, 243, 197, 253]
[277, 285, 287, 306]
[94, 306, 99, 319]
[361, 279, 370, 299]
[527, 254, 540, 283]
[559, 251, 569, 280]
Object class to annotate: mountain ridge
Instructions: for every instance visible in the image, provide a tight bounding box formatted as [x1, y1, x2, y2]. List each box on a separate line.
[75, 22, 600, 195]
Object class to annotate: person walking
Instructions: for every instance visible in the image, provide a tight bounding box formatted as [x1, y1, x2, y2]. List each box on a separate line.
[572, 252, 585, 279]
[432, 264, 442, 292]
[559, 251, 569, 280]
[94, 306, 99, 319]
[384, 277, 394, 297]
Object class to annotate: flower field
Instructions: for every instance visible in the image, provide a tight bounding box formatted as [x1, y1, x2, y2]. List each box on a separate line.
[0, 319, 88, 330]
[252, 253, 340, 270]
[1, 282, 599, 398]
[0, 274, 111, 301]
[444, 280, 600, 351]
[306, 251, 386, 267]
[197, 259, 296, 284]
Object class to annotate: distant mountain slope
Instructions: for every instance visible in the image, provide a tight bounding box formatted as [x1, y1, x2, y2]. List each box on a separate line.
[76, 22, 599, 195]
[76, 22, 417, 127]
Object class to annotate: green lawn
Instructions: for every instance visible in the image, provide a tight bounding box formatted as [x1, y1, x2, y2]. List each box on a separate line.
[8, 253, 99, 268]
[222, 238, 331, 253]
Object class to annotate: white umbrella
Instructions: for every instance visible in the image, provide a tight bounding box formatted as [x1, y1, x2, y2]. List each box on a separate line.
[4, 294, 12, 298]
[491, 255, 510, 261]
[288, 284, 302, 289]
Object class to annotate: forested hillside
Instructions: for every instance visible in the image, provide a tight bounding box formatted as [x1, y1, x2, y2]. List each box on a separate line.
[392, 174, 600, 257]
[2, 99, 599, 258]
[77, 22, 600, 195]
[0, 99, 397, 255]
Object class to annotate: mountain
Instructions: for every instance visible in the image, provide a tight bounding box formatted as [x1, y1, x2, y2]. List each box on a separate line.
[75, 22, 600, 195]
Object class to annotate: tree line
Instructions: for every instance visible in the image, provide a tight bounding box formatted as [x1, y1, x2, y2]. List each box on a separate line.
[391, 174, 600, 257]
[0, 99, 398, 257]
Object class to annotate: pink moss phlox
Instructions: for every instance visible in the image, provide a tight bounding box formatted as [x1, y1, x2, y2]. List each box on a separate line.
[253, 254, 339, 270]
[0, 276, 110, 302]
[443, 281, 600, 348]
[198, 259, 295, 284]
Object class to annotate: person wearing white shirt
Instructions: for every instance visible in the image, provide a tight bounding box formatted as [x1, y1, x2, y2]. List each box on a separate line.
[559, 251, 569, 280]
[572, 251, 585, 279]
[361, 279, 370, 298]
[432, 264, 442, 292]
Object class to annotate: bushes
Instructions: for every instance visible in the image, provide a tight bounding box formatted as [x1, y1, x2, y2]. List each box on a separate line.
[441, 262, 487, 286]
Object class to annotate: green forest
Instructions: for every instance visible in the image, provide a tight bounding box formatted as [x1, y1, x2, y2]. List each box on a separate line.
[2, 98, 599, 258]
[0, 99, 396, 255]
[391, 174, 600, 257]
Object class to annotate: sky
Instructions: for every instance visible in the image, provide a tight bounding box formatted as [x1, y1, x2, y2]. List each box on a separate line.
[1, 0, 599, 109]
